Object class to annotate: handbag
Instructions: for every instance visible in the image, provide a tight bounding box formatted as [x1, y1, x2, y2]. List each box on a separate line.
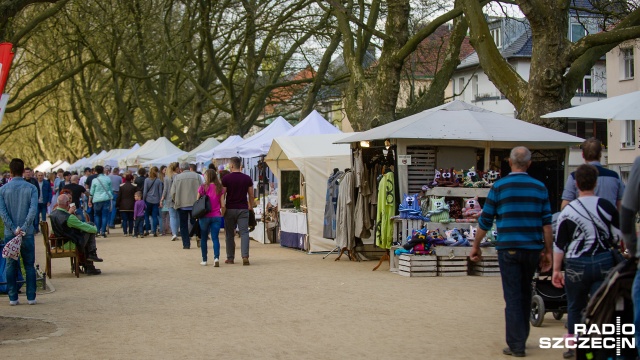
[2, 231, 24, 260]
[574, 200, 626, 265]
[192, 186, 211, 219]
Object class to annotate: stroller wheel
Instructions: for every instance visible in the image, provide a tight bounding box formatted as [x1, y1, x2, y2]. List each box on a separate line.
[552, 311, 564, 321]
[530, 295, 545, 327]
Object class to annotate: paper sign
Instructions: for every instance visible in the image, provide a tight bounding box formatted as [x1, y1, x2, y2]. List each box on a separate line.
[398, 155, 412, 165]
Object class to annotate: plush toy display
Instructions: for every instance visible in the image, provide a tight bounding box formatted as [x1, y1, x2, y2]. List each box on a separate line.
[447, 198, 462, 220]
[427, 196, 450, 223]
[462, 196, 482, 220]
[399, 193, 425, 220]
[487, 170, 501, 185]
[439, 168, 458, 187]
[444, 228, 469, 246]
[463, 166, 488, 188]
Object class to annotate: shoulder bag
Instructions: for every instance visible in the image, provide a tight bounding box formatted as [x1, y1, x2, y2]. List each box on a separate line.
[192, 185, 211, 219]
[573, 200, 626, 265]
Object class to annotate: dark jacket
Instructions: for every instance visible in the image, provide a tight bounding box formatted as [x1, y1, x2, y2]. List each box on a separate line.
[50, 209, 86, 248]
[118, 182, 137, 211]
[36, 179, 53, 204]
[134, 176, 146, 193]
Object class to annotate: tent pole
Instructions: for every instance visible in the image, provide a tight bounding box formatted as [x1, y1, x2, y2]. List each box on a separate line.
[483, 144, 491, 171]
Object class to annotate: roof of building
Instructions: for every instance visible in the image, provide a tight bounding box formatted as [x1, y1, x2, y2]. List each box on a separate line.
[458, 29, 533, 69]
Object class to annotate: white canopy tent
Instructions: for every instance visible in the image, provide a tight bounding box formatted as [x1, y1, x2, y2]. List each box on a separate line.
[178, 138, 221, 164]
[69, 153, 98, 172]
[119, 140, 155, 168]
[45, 160, 64, 173]
[99, 144, 140, 168]
[237, 117, 292, 158]
[265, 133, 354, 253]
[51, 161, 70, 172]
[34, 160, 52, 173]
[67, 157, 87, 172]
[88, 150, 111, 168]
[123, 137, 182, 167]
[283, 110, 341, 137]
[542, 91, 640, 120]
[196, 135, 244, 163]
[141, 150, 187, 167]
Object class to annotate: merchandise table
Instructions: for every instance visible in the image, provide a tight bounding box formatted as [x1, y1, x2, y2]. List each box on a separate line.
[279, 210, 307, 250]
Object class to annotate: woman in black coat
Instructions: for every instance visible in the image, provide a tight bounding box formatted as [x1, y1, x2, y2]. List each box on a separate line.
[118, 174, 137, 236]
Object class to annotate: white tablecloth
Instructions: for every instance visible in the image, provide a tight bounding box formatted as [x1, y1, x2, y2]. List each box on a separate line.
[279, 211, 307, 250]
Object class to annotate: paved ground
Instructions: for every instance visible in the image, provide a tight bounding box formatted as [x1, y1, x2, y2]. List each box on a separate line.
[0, 229, 569, 359]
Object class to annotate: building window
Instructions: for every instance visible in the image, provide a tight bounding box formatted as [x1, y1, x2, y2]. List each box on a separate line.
[571, 23, 586, 42]
[622, 48, 634, 79]
[576, 75, 592, 94]
[490, 28, 501, 48]
[458, 77, 465, 101]
[622, 120, 636, 148]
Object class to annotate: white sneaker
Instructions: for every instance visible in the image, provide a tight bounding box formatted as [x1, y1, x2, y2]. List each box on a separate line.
[200, 261, 207, 266]
[171, 235, 177, 241]
[28, 300, 37, 305]
[9, 300, 19, 306]
[214, 258, 219, 267]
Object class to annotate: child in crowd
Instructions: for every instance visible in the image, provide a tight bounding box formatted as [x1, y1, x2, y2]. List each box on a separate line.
[134, 191, 146, 238]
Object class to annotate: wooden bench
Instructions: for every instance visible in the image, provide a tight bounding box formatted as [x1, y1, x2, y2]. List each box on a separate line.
[40, 221, 80, 278]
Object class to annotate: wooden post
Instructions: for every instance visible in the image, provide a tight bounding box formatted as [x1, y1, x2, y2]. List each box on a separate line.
[483, 144, 491, 171]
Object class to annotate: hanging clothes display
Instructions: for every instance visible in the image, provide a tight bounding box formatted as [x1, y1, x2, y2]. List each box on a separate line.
[323, 169, 343, 239]
[353, 149, 372, 239]
[376, 171, 395, 249]
[335, 170, 355, 249]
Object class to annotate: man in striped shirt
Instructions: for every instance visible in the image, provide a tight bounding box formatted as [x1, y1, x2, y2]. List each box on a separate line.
[471, 146, 553, 358]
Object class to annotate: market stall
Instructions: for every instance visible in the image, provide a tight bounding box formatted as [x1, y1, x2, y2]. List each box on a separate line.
[121, 137, 182, 167]
[97, 144, 140, 168]
[178, 137, 220, 164]
[141, 150, 188, 167]
[195, 135, 244, 165]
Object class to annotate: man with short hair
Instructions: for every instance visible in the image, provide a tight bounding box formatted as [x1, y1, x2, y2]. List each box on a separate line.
[58, 171, 71, 194]
[64, 175, 88, 221]
[561, 137, 624, 209]
[470, 147, 553, 358]
[222, 157, 256, 265]
[88, 166, 112, 238]
[0, 158, 38, 305]
[170, 162, 202, 249]
[135, 168, 147, 192]
[107, 167, 123, 228]
[34, 171, 52, 233]
[50, 194, 103, 275]
[79, 167, 91, 187]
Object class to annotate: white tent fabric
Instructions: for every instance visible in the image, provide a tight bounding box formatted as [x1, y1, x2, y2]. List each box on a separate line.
[47, 160, 64, 172]
[196, 135, 244, 162]
[69, 153, 98, 172]
[51, 161, 70, 172]
[265, 133, 354, 253]
[283, 110, 341, 137]
[542, 91, 640, 120]
[87, 150, 109, 168]
[237, 117, 292, 158]
[122, 137, 182, 166]
[141, 151, 187, 167]
[100, 144, 140, 168]
[119, 140, 156, 168]
[34, 161, 52, 173]
[178, 138, 221, 163]
[67, 157, 87, 172]
[336, 101, 583, 149]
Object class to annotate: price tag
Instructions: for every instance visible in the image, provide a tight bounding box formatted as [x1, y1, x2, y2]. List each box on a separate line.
[398, 155, 412, 165]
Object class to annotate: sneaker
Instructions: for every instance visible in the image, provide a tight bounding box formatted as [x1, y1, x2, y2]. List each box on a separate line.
[225, 259, 234, 264]
[183, 246, 190, 249]
[242, 257, 250, 266]
[214, 258, 219, 267]
[144, 231, 149, 236]
[86, 253, 103, 262]
[133, 235, 138, 238]
[9, 300, 19, 306]
[562, 349, 575, 359]
[140, 235, 145, 238]
[123, 233, 128, 237]
[28, 300, 37, 305]
[95, 234, 102, 239]
[171, 235, 177, 241]
[101, 233, 107, 238]
[85, 267, 102, 275]
[200, 261, 207, 266]
[502, 347, 525, 357]
[153, 232, 158, 237]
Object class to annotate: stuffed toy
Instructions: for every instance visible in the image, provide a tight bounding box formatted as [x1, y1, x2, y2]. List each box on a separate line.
[399, 193, 422, 219]
[463, 166, 488, 188]
[439, 168, 458, 187]
[462, 196, 482, 220]
[484, 224, 498, 246]
[487, 170, 501, 185]
[445, 228, 467, 246]
[432, 169, 441, 187]
[427, 196, 450, 223]
[447, 199, 462, 220]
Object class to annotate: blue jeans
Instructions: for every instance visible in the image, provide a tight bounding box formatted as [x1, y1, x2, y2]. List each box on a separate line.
[34, 203, 47, 232]
[199, 217, 222, 261]
[632, 266, 640, 357]
[145, 202, 159, 233]
[168, 207, 179, 236]
[498, 249, 540, 353]
[134, 217, 145, 236]
[4, 234, 36, 302]
[121, 211, 133, 235]
[565, 252, 613, 335]
[178, 208, 195, 248]
[93, 200, 110, 235]
[75, 207, 85, 222]
[108, 192, 118, 227]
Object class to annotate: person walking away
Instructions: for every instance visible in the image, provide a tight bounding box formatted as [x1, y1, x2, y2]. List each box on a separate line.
[159, 165, 170, 235]
[553, 164, 620, 359]
[88, 165, 112, 238]
[222, 157, 255, 265]
[470, 147, 553, 357]
[143, 166, 163, 237]
[133, 191, 146, 238]
[161, 162, 180, 241]
[118, 174, 137, 236]
[197, 169, 225, 267]
[107, 167, 123, 229]
[561, 138, 624, 210]
[620, 155, 640, 358]
[135, 168, 146, 192]
[34, 171, 52, 233]
[0, 158, 38, 305]
[49, 171, 62, 213]
[170, 162, 201, 249]
[63, 175, 88, 221]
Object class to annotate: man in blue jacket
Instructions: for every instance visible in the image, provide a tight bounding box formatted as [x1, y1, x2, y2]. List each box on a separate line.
[0, 158, 38, 305]
[34, 171, 52, 234]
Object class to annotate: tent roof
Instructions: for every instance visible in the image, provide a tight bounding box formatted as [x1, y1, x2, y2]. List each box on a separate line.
[336, 101, 583, 149]
[141, 150, 187, 167]
[283, 110, 341, 137]
[237, 117, 293, 158]
[267, 133, 354, 164]
[125, 137, 182, 166]
[51, 161, 70, 171]
[196, 135, 244, 162]
[178, 138, 221, 163]
[120, 140, 156, 167]
[69, 153, 98, 171]
[98, 144, 140, 168]
[542, 90, 640, 120]
[34, 160, 52, 173]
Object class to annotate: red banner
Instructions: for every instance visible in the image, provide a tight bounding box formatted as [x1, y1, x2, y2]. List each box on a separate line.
[0, 42, 15, 95]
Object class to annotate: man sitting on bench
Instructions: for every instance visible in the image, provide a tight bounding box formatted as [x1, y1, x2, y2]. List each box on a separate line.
[50, 194, 103, 275]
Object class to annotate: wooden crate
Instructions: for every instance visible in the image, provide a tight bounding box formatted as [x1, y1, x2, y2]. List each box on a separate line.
[469, 255, 500, 276]
[437, 256, 468, 276]
[393, 219, 425, 246]
[397, 254, 437, 277]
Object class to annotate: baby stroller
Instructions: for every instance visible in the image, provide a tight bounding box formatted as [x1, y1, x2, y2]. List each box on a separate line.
[530, 267, 567, 327]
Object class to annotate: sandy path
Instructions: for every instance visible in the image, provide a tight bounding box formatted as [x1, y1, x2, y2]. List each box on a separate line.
[1, 230, 569, 359]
